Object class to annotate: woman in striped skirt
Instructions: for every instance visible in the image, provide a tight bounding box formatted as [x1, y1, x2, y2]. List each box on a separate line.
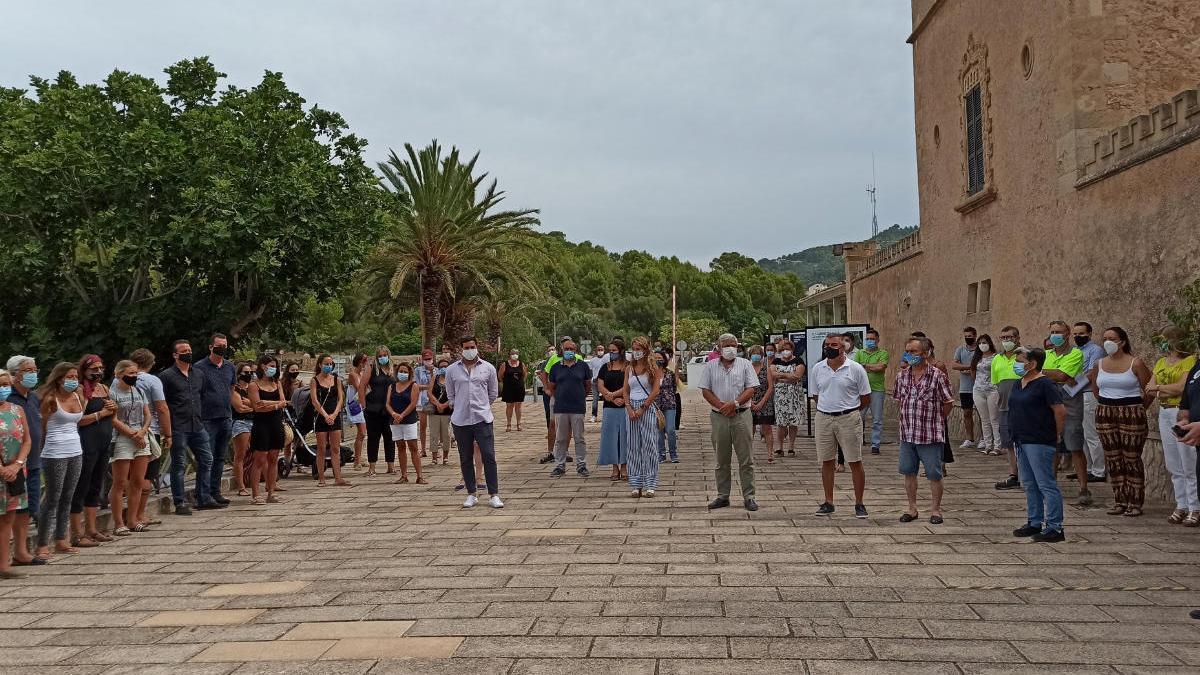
[1089, 327, 1152, 517]
[622, 336, 662, 498]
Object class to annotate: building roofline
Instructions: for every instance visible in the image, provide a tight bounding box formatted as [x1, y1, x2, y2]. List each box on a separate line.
[906, 0, 945, 45]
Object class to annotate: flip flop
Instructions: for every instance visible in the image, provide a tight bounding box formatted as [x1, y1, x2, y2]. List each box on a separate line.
[899, 513, 919, 523]
[131, 523, 150, 532]
[12, 557, 47, 566]
[929, 515, 944, 525]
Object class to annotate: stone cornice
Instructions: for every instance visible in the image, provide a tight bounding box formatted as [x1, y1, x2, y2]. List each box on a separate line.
[1076, 84, 1200, 189]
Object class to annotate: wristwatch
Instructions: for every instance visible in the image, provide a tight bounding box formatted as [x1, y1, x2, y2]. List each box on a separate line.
[16, 459, 25, 465]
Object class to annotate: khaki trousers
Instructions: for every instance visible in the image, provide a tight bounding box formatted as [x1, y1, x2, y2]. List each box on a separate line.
[711, 409, 755, 500]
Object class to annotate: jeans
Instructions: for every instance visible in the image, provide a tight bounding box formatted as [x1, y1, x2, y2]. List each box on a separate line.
[453, 421, 499, 495]
[591, 384, 601, 417]
[899, 441, 944, 480]
[170, 428, 213, 507]
[1016, 442, 1063, 532]
[554, 413, 587, 469]
[203, 418, 232, 498]
[1159, 407, 1200, 511]
[658, 409, 678, 460]
[867, 391, 885, 447]
[21, 465, 42, 516]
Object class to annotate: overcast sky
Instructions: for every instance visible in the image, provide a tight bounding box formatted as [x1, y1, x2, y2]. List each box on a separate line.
[4, 1, 918, 267]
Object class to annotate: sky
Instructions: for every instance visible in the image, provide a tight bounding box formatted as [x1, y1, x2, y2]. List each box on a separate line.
[3, 1, 919, 267]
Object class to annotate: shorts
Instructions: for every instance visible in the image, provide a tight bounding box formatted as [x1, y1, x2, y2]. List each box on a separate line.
[815, 410, 863, 463]
[1059, 391, 1084, 453]
[347, 409, 365, 425]
[899, 441, 944, 480]
[233, 419, 254, 437]
[111, 434, 153, 462]
[959, 392, 975, 410]
[390, 422, 419, 441]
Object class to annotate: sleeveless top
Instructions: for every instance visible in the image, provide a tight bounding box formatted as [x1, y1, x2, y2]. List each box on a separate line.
[233, 385, 253, 421]
[314, 376, 341, 415]
[502, 362, 525, 388]
[629, 371, 652, 403]
[389, 383, 418, 424]
[365, 371, 395, 414]
[253, 385, 283, 425]
[430, 380, 450, 415]
[79, 388, 113, 455]
[42, 397, 84, 460]
[1096, 363, 1142, 400]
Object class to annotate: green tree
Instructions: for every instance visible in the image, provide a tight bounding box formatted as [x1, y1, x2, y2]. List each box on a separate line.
[660, 317, 727, 353]
[710, 251, 757, 274]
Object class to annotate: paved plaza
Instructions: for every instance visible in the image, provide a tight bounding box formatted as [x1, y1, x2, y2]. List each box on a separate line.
[4, 392, 1200, 674]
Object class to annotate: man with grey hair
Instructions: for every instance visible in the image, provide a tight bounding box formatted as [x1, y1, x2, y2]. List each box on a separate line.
[6, 355, 43, 564]
[699, 334, 760, 511]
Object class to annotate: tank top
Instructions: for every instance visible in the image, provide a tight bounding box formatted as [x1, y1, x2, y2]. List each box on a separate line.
[503, 362, 525, 388]
[430, 380, 450, 415]
[389, 383, 418, 424]
[42, 397, 84, 460]
[1096, 362, 1142, 400]
[253, 385, 283, 424]
[79, 390, 113, 456]
[314, 376, 340, 415]
[365, 371, 395, 414]
[233, 385, 253, 421]
[629, 371, 653, 403]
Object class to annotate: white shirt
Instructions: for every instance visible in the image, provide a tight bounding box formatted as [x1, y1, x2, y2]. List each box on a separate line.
[697, 357, 759, 408]
[811, 357, 872, 413]
[586, 354, 609, 380]
[445, 359, 498, 426]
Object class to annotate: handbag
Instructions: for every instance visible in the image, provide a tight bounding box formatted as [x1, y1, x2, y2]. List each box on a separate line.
[3, 462, 26, 497]
[147, 433, 163, 460]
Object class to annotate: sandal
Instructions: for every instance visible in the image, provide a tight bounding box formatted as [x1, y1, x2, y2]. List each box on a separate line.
[396, 476, 410, 484]
[787, 449, 796, 456]
[12, 556, 48, 566]
[1169, 508, 1187, 524]
[251, 496, 266, 506]
[131, 523, 151, 532]
[1123, 507, 1143, 518]
[929, 515, 944, 525]
[89, 532, 113, 542]
[767, 458, 774, 464]
[273, 485, 288, 492]
[1106, 504, 1127, 515]
[71, 537, 99, 548]
[1185, 512, 1200, 527]
[775, 450, 784, 457]
[415, 477, 428, 485]
[266, 494, 285, 504]
[899, 512, 919, 523]
[55, 545, 79, 554]
[237, 488, 251, 496]
[113, 527, 132, 537]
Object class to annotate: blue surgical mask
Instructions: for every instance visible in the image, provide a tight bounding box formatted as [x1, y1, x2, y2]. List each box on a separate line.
[751, 354, 763, 363]
[766, 351, 775, 358]
[563, 350, 576, 360]
[902, 352, 923, 366]
[0, 386, 11, 400]
[63, 378, 80, 392]
[378, 356, 390, 365]
[266, 367, 278, 378]
[864, 339, 877, 350]
[435, 368, 446, 376]
[21, 372, 37, 389]
[321, 364, 333, 374]
[398, 372, 411, 382]
[1013, 361, 1028, 376]
[1049, 334, 1065, 347]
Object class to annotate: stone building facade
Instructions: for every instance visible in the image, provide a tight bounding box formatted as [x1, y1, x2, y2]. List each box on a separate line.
[845, 0, 1200, 502]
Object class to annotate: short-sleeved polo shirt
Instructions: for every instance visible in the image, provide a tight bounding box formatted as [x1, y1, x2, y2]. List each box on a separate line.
[811, 358, 872, 414]
[854, 348, 889, 393]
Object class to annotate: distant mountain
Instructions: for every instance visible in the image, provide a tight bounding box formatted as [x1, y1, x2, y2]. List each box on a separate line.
[757, 224, 917, 286]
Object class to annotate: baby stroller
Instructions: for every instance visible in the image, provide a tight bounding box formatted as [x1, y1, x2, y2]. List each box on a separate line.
[283, 403, 353, 480]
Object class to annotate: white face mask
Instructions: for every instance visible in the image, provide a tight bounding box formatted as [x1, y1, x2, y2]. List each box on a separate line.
[462, 348, 479, 361]
[632, 350, 644, 360]
[843, 341, 853, 352]
[1103, 340, 1119, 356]
[1001, 340, 1016, 353]
[779, 350, 792, 358]
[978, 342, 991, 353]
[721, 346, 737, 361]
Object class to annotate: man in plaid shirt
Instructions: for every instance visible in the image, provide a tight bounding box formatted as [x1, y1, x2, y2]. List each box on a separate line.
[894, 337, 954, 525]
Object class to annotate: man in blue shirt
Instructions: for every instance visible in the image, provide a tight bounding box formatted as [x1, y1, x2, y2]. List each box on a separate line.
[192, 333, 235, 506]
[6, 355, 43, 565]
[548, 339, 592, 478]
[1072, 322, 1107, 482]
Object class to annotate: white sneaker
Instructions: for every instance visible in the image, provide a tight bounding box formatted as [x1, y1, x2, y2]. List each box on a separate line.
[489, 495, 504, 509]
[463, 495, 478, 508]
[960, 440, 975, 448]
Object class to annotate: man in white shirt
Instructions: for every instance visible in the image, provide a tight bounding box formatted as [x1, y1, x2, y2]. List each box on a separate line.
[811, 334, 873, 518]
[445, 336, 503, 509]
[586, 346, 608, 423]
[698, 333, 761, 511]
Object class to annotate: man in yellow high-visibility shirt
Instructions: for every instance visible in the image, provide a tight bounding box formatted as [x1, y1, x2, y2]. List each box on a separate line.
[1042, 320, 1091, 506]
[993, 326, 1023, 491]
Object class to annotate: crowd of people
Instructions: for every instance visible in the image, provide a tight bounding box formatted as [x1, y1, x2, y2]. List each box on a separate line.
[3, 321, 1199, 582]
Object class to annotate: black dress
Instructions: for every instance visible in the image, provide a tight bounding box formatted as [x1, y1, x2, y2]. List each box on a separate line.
[500, 362, 526, 403]
[251, 385, 286, 451]
[313, 376, 342, 432]
[73, 388, 114, 512]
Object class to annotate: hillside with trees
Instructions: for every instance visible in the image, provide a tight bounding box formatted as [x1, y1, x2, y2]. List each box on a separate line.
[757, 224, 917, 285]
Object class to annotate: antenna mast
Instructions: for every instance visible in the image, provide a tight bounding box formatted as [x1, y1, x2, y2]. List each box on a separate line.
[866, 155, 879, 239]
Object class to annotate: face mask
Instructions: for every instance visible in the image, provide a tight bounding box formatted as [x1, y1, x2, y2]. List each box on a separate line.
[750, 354, 762, 363]
[0, 386, 11, 400]
[178, 353, 193, 364]
[462, 348, 479, 361]
[239, 373, 252, 382]
[978, 342, 991, 353]
[779, 350, 791, 358]
[1103, 340, 1119, 355]
[843, 342, 853, 352]
[609, 351, 619, 359]
[1158, 341, 1171, 353]
[436, 368, 446, 376]
[121, 374, 139, 386]
[21, 372, 38, 389]
[378, 356, 390, 365]
[632, 350, 644, 360]
[1001, 340, 1016, 353]
[1074, 335, 1089, 347]
[657, 360, 667, 367]
[211, 346, 227, 357]
[86, 371, 102, 382]
[902, 352, 923, 365]
[563, 350, 576, 360]
[1013, 361, 1028, 377]
[964, 337, 976, 346]
[509, 354, 519, 361]
[266, 367, 278, 378]
[398, 372, 411, 382]
[721, 346, 737, 361]
[822, 346, 840, 360]
[766, 351, 775, 358]
[322, 364, 333, 374]
[1049, 334, 1065, 347]
[864, 339, 877, 350]
[63, 379, 80, 392]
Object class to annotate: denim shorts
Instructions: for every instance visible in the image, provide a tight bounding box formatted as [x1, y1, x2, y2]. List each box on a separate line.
[899, 441, 944, 480]
[232, 419, 254, 437]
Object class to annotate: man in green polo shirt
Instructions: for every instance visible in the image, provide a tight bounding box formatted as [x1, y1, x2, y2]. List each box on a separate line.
[992, 325, 1022, 491]
[855, 328, 889, 455]
[1042, 320, 1091, 505]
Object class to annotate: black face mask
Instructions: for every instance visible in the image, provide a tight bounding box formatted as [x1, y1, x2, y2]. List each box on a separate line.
[964, 337, 976, 346]
[211, 346, 227, 357]
[1073, 335, 1089, 347]
[178, 353, 193, 364]
[86, 372, 102, 382]
[239, 373, 253, 383]
[122, 374, 139, 386]
[822, 346, 840, 360]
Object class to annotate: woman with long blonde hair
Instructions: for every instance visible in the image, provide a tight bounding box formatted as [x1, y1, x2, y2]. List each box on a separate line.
[621, 336, 662, 497]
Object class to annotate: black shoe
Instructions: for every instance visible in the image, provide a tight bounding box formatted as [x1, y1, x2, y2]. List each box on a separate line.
[744, 499, 759, 512]
[213, 495, 231, 505]
[174, 504, 193, 516]
[1189, 609, 1200, 620]
[1088, 473, 1106, 483]
[1013, 523, 1040, 537]
[815, 502, 835, 516]
[196, 500, 228, 510]
[708, 497, 730, 510]
[550, 466, 566, 477]
[854, 504, 868, 519]
[870, 446, 880, 455]
[538, 453, 555, 464]
[578, 467, 590, 478]
[1032, 529, 1066, 543]
[995, 475, 1021, 490]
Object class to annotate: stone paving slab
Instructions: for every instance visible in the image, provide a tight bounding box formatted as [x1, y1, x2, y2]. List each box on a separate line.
[2, 391, 1200, 670]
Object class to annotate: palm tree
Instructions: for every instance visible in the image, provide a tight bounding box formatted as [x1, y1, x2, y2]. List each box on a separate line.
[367, 141, 541, 349]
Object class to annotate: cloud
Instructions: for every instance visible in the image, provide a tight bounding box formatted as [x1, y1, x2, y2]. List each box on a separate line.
[2, 0, 917, 265]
